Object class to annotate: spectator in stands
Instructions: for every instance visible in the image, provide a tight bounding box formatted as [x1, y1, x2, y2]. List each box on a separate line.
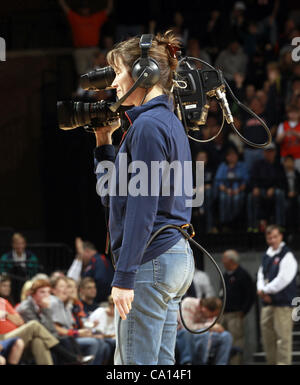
[229, 2, 247, 44]
[210, 122, 239, 171]
[16, 279, 93, 365]
[264, 62, 286, 129]
[186, 268, 215, 299]
[176, 297, 232, 365]
[0, 338, 24, 365]
[78, 277, 99, 315]
[31, 273, 49, 282]
[0, 233, 39, 277]
[276, 104, 300, 172]
[215, 40, 248, 83]
[58, 0, 114, 75]
[66, 277, 111, 364]
[170, 11, 189, 48]
[66, 277, 85, 328]
[186, 38, 211, 66]
[247, 142, 287, 232]
[0, 297, 59, 365]
[0, 233, 39, 303]
[192, 150, 217, 234]
[257, 225, 298, 365]
[88, 294, 116, 364]
[221, 249, 256, 364]
[282, 155, 300, 231]
[19, 280, 33, 303]
[49, 275, 108, 365]
[242, 97, 267, 172]
[0, 274, 14, 306]
[214, 146, 248, 231]
[49, 271, 65, 280]
[203, 9, 223, 62]
[89, 295, 115, 338]
[67, 237, 114, 304]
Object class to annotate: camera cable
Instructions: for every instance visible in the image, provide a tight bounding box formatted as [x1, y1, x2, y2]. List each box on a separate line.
[116, 223, 227, 365]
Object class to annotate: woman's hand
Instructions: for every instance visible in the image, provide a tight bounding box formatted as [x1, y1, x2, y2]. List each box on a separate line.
[111, 286, 134, 320]
[94, 118, 121, 146]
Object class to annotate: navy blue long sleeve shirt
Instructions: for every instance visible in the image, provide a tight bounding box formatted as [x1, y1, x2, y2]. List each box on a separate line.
[94, 95, 193, 289]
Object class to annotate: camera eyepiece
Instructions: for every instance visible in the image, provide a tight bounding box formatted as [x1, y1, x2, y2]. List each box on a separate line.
[80, 66, 116, 90]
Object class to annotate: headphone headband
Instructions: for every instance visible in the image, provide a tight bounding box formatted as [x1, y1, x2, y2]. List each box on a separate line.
[139, 34, 154, 59]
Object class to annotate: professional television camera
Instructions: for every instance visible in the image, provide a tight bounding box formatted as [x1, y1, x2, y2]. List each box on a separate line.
[57, 56, 271, 148]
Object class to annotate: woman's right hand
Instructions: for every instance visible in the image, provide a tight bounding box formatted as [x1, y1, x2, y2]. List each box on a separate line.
[94, 118, 121, 146]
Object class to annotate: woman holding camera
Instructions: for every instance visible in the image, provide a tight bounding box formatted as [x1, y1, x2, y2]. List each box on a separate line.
[93, 30, 195, 365]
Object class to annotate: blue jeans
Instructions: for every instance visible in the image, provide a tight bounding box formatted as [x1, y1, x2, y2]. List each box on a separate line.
[76, 337, 109, 365]
[176, 328, 232, 365]
[114, 237, 195, 365]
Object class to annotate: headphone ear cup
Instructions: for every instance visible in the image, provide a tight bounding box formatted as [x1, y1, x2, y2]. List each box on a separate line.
[131, 58, 160, 88]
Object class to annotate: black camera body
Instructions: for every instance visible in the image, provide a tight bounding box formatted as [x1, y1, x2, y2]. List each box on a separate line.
[174, 59, 225, 130]
[57, 59, 225, 132]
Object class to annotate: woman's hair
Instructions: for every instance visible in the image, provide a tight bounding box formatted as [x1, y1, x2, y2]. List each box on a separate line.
[12, 232, 26, 243]
[0, 274, 11, 284]
[20, 280, 33, 302]
[30, 279, 51, 295]
[200, 297, 222, 312]
[78, 277, 95, 291]
[107, 30, 180, 95]
[49, 275, 68, 289]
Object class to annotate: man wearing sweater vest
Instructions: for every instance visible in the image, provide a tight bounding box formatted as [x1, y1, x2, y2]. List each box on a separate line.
[257, 225, 298, 365]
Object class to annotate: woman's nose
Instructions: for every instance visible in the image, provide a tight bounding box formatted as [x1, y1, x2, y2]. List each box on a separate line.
[111, 78, 118, 88]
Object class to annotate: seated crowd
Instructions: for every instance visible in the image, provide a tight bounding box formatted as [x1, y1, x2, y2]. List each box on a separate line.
[0, 232, 246, 365]
[0, 234, 116, 365]
[192, 112, 300, 234]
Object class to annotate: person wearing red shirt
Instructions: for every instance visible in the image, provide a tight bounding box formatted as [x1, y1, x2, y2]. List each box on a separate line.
[276, 105, 300, 172]
[0, 297, 59, 364]
[58, 0, 114, 75]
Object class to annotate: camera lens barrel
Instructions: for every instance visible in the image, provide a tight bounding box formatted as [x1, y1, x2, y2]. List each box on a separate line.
[80, 66, 116, 90]
[57, 100, 117, 130]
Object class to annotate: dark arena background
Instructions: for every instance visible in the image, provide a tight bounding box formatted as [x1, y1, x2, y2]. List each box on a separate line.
[1, 0, 300, 367]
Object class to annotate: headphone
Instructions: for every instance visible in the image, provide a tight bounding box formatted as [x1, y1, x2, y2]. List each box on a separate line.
[131, 34, 161, 89]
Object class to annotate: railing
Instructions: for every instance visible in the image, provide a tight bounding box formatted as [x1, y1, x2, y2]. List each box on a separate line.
[0, 243, 74, 277]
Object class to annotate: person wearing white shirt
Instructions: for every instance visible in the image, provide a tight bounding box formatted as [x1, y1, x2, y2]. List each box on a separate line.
[257, 225, 298, 365]
[89, 295, 116, 363]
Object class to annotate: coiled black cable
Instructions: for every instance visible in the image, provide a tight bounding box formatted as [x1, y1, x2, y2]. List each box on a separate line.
[177, 56, 272, 149]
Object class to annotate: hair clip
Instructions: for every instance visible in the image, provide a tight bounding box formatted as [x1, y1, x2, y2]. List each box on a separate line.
[167, 43, 179, 59]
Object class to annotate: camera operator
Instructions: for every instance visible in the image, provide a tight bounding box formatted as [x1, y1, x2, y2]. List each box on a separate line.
[93, 30, 195, 365]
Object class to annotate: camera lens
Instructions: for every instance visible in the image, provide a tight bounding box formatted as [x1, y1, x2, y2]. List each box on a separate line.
[57, 100, 118, 130]
[57, 101, 91, 130]
[80, 66, 116, 90]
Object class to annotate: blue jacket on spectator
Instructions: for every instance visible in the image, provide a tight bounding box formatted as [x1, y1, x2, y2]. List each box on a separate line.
[82, 253, 114, 304]
[214, 161, 249, 194]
